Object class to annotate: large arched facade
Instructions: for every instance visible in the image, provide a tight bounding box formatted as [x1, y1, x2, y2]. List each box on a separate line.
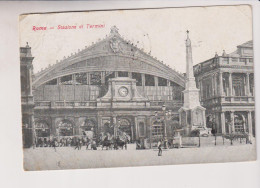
[32, 27, 185, 145]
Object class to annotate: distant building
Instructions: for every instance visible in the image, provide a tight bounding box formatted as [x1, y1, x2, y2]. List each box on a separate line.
[20, 43, 35, 148]
[194, 41, 255, 136]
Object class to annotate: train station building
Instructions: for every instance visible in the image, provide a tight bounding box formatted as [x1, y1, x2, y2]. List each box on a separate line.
[20, 26, 255, 147]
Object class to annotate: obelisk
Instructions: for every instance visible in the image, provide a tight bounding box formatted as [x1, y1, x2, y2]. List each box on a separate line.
[179, 31, 206, 135]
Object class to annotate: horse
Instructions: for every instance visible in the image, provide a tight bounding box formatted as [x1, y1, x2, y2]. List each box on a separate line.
[114, 136, 127, 150]
[101, 139, 114, 150]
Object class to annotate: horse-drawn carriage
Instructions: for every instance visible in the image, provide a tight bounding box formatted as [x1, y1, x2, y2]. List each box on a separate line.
[98, 132, 128, 150]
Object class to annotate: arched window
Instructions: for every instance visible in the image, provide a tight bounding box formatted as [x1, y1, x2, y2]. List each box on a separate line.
[80, 119, 96, 138]
[234, 113, 246, 133]
[118, 118, 132, 139]
[35, 120, 50, 137]
[57, 119, 74, 136]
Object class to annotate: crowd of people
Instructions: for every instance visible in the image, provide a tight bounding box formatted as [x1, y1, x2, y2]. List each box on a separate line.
[36, 136, 96, 149]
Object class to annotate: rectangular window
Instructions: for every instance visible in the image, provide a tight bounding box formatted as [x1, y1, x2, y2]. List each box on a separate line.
[90, 72, 101, 85]
[232, 58, 238, 62]
[232, 74, 245, 96]
[118, 71, 128, 77]
[75, 73, 88, 85]
[45, 79, 57, 85]
[158, 77, 167, 86]
[239, 58, 246, 63]
[145, 74, 155, 86]
[132, 72, 142, 86]
[60, 75, 72, 85]
[222, 57, 228, 63]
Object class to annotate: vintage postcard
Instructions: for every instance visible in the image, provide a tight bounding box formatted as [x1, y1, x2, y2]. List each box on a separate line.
[19, 5, 256, 171]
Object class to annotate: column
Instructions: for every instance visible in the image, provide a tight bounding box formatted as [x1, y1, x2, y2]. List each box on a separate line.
[51, 117, 57, 136]
[230, 111, 235, 133]
[115, 71, 118, 78]
[248, 111, 253, 136]
[229, 73, 233, 96]
[221, 112, 226, 134]
[74, 117, 80, 135]
[211, 74, 215, 97]
[148, 116, 152, 149]
[154, 76, 158, 86]
[200, 80, 203, 100]
[141, 73, 145, 87]
[72, 74, 76, 84]
[163, 113, 167, 138]
[30, 114, 36, 147]
[219, 72, 224, 96]
[246, 73, 251, 96]
[97, 115, 102, 134]
[57, 77, 61, 85]
[154, 76, 158, 100]
[167, 80, 171, 87]
[214, 74, 217, 96]
[101, 71, 105, 84]
[113, 116, 117, 136]
[135, 117, 139, 140]
[86, 73, 90, 85]
[28, 66, 33, 96]
[128, 72, 132, 78]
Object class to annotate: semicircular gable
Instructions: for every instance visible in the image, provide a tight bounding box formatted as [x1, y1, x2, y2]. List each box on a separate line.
[33, 54, 185, 88]
[33, 32, 185, 88]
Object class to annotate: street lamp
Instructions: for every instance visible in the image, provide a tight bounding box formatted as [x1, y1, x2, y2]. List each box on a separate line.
[154, 105, 171, 149]
[117, 119, 121, 137]
[161, 105, 168, 149]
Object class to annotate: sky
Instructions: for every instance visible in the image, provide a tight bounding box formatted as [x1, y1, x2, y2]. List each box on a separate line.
[19, 5, 252, 74]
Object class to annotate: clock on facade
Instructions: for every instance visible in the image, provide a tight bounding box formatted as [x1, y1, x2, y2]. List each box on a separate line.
[118, 86, 129, 97]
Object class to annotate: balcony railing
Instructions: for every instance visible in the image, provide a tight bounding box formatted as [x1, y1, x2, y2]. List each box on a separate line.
[201, 95, 254, 105]
[35, 101, 97, 108]
[218, 57, 253, 66]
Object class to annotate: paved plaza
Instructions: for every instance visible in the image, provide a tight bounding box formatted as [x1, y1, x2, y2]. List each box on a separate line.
[23, 137, 256, 171]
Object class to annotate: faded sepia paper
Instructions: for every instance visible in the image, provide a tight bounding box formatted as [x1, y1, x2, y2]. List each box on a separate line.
[19, 5, 256, 171]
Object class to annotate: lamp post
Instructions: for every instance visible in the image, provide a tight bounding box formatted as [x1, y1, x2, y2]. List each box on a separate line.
[117, 119, 121, 137]
[154, 105, 172, 149]
[162, 105, 171, 149]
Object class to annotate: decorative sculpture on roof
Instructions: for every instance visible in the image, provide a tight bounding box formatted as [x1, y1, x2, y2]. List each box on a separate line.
[110, 25, 119, 35]
[110, 36, 122, 53]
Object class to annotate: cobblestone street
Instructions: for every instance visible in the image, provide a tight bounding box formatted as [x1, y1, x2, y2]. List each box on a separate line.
[23, 138, 256, 171]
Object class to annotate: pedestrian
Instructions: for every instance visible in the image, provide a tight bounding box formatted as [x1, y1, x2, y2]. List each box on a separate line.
[79, 138, 82, 150]
[158, 140, 162, 156]
[52, 139, 57, 152]
[74, 139, 79, 150]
